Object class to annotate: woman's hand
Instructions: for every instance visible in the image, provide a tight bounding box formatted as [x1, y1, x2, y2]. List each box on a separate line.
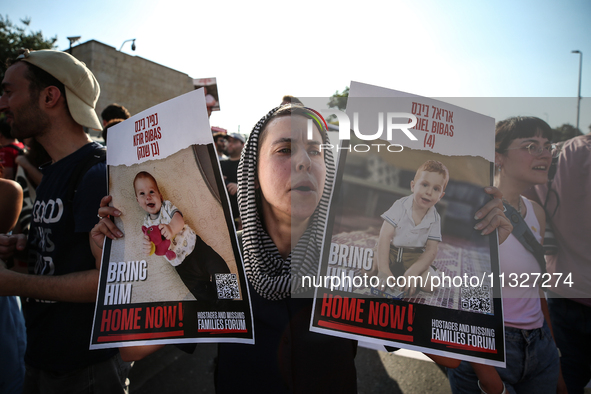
[474, 187, 512, 245]
[90, 196, 123, 252]
[471, 363, 505, 394]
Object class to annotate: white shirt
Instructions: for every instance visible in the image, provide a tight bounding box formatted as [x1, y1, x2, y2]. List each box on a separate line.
[500, 196, 544, 329]
[381, 195, 442, 248]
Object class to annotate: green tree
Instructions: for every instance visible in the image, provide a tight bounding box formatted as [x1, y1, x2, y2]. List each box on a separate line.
[552, 123, 583, 142]
[0, 15, 57, 81]
[327, 86, 349, 111]
[326, 86, 349, 124]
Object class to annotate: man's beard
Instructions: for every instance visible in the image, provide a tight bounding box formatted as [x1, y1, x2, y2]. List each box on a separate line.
[10, 93, 51, 141]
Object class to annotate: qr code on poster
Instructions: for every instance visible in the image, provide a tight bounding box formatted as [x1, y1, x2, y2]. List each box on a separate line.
[460, 285, 493, 314]
[215, 273, 240, 299]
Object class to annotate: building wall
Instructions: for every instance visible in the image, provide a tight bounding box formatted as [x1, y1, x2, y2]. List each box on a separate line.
[71, 40, 194, 132]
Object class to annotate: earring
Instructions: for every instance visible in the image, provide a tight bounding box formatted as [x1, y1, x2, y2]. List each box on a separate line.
[495, 164, 502, 173]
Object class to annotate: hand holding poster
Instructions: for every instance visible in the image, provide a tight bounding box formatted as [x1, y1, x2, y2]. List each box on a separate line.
[310, 82, 505, 366]
[91, 89, 253, 349]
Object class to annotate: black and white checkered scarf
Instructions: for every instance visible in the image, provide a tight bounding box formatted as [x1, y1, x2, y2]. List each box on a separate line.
[237, 106, 335, 300]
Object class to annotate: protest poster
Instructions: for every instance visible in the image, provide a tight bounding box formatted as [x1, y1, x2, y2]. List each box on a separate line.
[193, 77, 220, 113]
[90, 89, 253, 349]
[310, 82, 505, 366]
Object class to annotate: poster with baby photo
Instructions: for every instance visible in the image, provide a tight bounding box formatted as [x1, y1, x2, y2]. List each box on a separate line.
[90, 89, 253, 349]
[310, 82, 505, 367]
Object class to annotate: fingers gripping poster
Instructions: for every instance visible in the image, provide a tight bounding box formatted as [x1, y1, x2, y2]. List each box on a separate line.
[310, 82, 505, 367]
[91, 90, 253, 349]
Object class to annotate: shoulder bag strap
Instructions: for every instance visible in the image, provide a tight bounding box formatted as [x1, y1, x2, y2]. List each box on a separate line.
[503, 202, 547, 274]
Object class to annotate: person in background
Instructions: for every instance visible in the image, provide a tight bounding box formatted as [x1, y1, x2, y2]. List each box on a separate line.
[11, 137, 51, 273]
[529, 133, 591, 393]
[14, 137, 50, 190]
[213, 131, 228, 161]
[0, 171, 25, 394]
[220, 132, 245, 228]
[448, 116, 565, 394]
[0, 167, 23, 232]
[100, 103, 130, 127]
[0, 117, 25, 179]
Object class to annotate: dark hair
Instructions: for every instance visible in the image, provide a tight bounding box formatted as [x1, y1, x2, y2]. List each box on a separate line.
[281, 95, 303, 105]
[213, 134, 227, 142]
[495, 117, 553, 154]
[102, 118, 125, 143]
[101, 104, 130, 123]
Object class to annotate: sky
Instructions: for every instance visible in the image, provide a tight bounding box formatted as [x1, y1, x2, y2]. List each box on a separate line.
[4, 0, 591, 135]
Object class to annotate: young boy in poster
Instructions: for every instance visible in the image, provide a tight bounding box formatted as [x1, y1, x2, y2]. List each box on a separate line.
[377, 160, 449, 296]
[134, 171, 230, 300]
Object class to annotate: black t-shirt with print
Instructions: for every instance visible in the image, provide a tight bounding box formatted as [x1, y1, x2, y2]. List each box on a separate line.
[24, 142, 116, 372]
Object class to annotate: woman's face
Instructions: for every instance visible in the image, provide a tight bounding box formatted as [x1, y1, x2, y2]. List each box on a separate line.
[496, 135, 552, 187]
[257, 115, 326, 223]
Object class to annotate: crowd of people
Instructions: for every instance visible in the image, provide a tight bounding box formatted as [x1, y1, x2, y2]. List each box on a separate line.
[0, 48, 588, 394]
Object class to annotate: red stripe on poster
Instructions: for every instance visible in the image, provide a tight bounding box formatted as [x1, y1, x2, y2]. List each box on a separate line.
[318, 320, 414, 342]
[197, 329, 248, 334]
[97, 331, 185, 342]
[431, 339, 498, 354]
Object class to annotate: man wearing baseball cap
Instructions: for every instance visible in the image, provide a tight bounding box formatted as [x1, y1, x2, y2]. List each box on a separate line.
[0, 49, 130, 393]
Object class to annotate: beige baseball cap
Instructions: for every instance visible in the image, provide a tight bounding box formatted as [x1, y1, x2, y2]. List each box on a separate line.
[17, 49, 102, 130]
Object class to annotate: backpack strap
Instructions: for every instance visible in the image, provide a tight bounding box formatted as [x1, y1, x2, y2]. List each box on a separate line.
[66, 146, 107, 203]
[503, 202, 547, 274]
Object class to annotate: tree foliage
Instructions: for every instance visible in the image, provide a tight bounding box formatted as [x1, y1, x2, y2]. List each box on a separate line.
[327, 86, 349, 111]
[0, 15, 57, 81]
[552, 123, 583, 142]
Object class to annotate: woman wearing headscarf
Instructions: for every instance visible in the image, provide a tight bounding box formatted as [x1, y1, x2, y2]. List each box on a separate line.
[215, 105, 357, 393]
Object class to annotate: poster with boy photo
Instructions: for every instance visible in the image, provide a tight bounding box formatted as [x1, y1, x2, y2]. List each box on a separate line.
[91, 89, 253, 349]
[310, 82, 505, 367]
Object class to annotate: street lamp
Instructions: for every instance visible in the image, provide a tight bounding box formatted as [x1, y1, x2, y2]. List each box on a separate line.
[572, 50, 582, 132]
[67, 36, 81, 54]
[119, 39, 136, 52]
